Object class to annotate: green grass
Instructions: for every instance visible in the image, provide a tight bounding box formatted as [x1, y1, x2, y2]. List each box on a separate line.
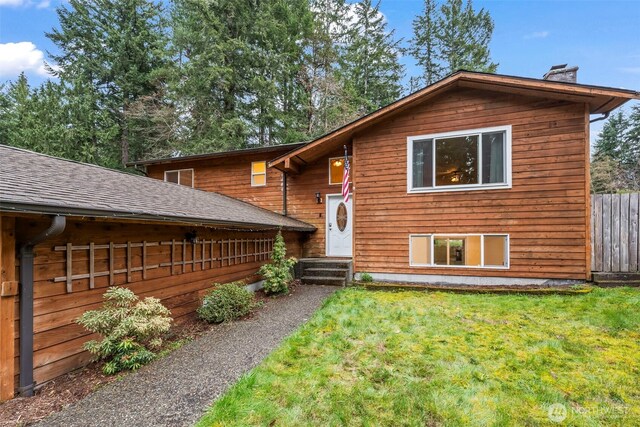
[197, 287, 640, 426]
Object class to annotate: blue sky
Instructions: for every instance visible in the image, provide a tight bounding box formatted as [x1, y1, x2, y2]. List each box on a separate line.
[1, 0, 639, 139]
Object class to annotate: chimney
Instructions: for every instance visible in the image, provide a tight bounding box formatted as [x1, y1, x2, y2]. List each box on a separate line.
[543, 64, 579, 83]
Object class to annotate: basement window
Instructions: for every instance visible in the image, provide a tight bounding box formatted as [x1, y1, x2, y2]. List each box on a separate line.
[409, 234, 509, 268]
[251, 161, 267, 186]
[164, 169, 194, 188]
[408, 126, 511, 193]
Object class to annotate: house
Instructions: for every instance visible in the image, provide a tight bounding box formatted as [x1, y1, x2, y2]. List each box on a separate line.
[133, 68, 639, 285]
[0, 145, 314, 399]
[1, 67, 638, 401]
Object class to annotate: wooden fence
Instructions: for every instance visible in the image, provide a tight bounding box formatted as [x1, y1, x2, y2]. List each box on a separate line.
[591, 193, 640, 272]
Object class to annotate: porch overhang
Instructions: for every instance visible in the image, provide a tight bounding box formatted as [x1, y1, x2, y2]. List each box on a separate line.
[269, 70, 640, 173]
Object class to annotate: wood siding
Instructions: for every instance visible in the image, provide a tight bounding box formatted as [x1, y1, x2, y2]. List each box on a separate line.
[286, 146, 352, 257]
[9, 215, 303, 391]
[352, 88, 590, 279]
[146, 150, 290, 214]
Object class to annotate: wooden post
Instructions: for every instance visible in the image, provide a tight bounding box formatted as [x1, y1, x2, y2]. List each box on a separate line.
[0, 215, 17, 401]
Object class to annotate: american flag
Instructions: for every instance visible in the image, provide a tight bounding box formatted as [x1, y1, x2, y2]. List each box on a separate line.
[342, 154, 350, 203]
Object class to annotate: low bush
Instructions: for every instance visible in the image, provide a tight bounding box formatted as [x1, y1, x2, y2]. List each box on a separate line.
[197, 282, 256, 323]
[76, 287, 173, 375]
[360, 272, 374, 283]
[259, 231, 297, 294]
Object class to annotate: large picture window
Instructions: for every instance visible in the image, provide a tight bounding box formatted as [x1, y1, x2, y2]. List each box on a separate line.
[408, 126, 511, 193]
[410, 234, 509, 268]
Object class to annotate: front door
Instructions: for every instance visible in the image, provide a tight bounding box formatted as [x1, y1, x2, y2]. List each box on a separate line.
[327, 194, 352, 257]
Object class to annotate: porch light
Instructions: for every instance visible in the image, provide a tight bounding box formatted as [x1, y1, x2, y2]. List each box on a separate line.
[332, 159, 343, 167]
[315, 192, 322, 204]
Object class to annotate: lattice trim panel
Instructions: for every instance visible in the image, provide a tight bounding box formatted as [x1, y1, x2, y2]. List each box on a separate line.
[53, 238, 274, 293]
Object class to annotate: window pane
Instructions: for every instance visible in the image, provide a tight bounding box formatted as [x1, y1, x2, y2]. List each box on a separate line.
[252, 174, 266, 186]
[435, 135, 478, 186]
[466, 235, 482, 267]
[484, 235, 507, 267]
[252, 161, 266, 174]
[482, 132, 505, 184]
[410, 236, 431, 265]
[179, 170, 193, 187]
[330, 158, 347, 185]
[412, 139, 433, 188]
[165, 171, 179, 184]
[433, 238, 448, 265]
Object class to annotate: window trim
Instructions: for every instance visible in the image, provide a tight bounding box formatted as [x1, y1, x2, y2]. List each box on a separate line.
[328, 156, 353, 186]
[251, 161, 267, 187]
[409, 233, 510, 269]
[406, 125, 512, 193]
[164, 168, 194, 188]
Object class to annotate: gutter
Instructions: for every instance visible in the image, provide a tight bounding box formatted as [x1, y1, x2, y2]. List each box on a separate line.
[18, 216, 66, 397]
[0, 202, 316, 232]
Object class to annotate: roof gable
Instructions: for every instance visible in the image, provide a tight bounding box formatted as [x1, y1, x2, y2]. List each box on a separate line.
[270, 71, 639, 172]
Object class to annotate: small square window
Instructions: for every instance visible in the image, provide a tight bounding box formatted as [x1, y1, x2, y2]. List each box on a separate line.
[164, 169, 193, 188]
[329, 157, 352, 185]
[252, 161, 267, 186]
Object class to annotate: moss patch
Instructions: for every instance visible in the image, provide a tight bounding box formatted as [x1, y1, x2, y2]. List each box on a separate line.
[197, 287, 640, 426]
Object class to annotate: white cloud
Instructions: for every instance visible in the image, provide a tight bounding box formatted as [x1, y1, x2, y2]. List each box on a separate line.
[0, 42, 53, 78]
[619, 67, 640, 74]
[0, 0, 53, 8]
[524, 31, 550, 40]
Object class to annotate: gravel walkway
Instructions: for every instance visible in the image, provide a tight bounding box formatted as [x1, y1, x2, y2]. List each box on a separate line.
[37, 285, 336, 427]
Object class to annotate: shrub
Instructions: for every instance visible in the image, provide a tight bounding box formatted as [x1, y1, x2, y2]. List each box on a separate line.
[197, 282, 256, 323]
[258, 231, 297, 294]
[76, 287, 172, 375]
[360, 272, 374, 283]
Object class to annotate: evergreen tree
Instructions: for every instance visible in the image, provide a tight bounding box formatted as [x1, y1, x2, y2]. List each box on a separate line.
[593, 110, 630, 161]
[410, 0, 497, 87]
[591, 108, 640, 192]
[170, 0, 312, 152]
[47, 0, 171, 166]
[300, 0, 359, 137]
[409, 0, 441, 85]
[339, 0, 405, 113]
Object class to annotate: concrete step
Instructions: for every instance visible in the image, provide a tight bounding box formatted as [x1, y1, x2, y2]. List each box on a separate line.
[301, 276, 346, 286]
[303, 267, 350, 278]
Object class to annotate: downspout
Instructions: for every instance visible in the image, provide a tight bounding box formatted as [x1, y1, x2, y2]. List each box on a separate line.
[18, 215, 66, 397]
[282, 172, 288, 217]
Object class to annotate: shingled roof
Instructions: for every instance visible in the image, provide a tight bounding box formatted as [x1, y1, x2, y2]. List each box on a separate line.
[0, 145, 315, 232]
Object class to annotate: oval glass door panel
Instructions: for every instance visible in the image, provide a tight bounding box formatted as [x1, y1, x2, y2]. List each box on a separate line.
[336, 202, 348, 231]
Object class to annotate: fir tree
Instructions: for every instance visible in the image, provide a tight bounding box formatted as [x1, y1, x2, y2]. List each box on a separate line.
[47, 0, 171, 166]
[410, 0, 497, 87]
[340, 0, 405, 113]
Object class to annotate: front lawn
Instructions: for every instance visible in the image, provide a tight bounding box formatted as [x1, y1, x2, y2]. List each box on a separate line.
[197, 287, 640, 426]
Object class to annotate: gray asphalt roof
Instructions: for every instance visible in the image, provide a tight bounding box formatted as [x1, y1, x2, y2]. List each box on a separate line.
[0, 145, 315, 231]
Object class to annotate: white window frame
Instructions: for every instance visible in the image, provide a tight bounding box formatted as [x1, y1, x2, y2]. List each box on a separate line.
[164, 168, 194, 188]
[407, 125, 512, 193]
[409, 233, 510, 269]
[251, 161, 267, 187]
[329, 156, 352, 185]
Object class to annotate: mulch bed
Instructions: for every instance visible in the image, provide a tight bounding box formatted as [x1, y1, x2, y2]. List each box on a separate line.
[0, 285, 293, 427]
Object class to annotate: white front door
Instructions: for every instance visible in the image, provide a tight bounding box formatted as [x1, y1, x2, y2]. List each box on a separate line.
[327, 194, 352, 257]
